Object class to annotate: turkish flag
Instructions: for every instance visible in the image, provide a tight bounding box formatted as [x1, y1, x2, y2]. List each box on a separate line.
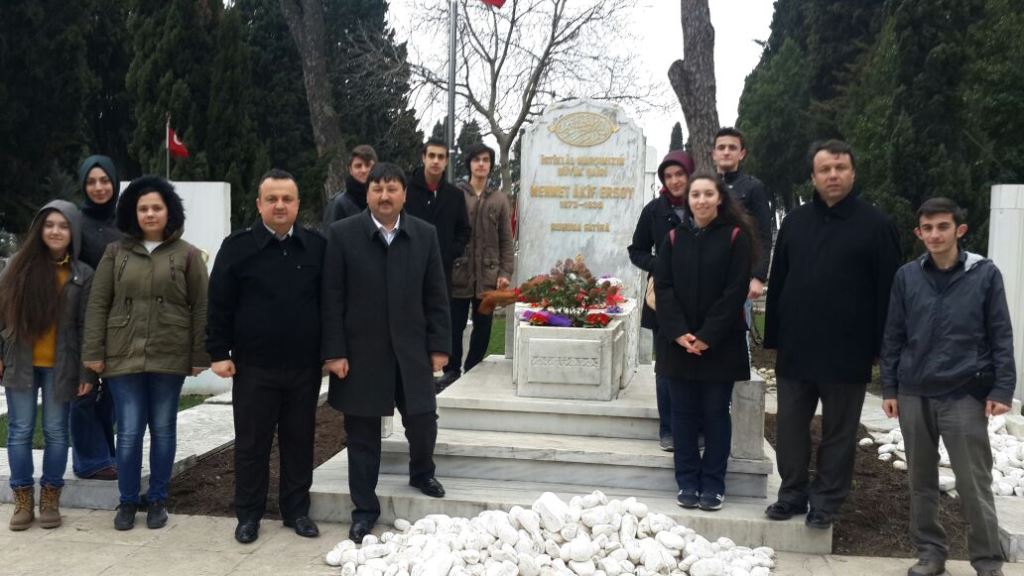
[167, 126, 190, 159]
[481, 0, 505, 7]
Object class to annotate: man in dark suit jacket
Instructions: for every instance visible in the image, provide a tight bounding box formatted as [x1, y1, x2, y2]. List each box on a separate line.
[207, 169, 326, 544]
[405, 138, 472, 388]
[322, 162, 452, 543]
[763, 140, 901, 530]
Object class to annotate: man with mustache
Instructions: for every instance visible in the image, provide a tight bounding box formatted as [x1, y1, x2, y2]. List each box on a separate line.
[322, 162, 452, 543]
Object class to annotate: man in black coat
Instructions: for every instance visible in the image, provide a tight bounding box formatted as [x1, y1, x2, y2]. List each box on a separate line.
[763, 140, 901, 530]
[323, 162, 452, 543]
[322, 144, 377, 229]
[712, 127, 773, 298]
[207, 169, 326, 544]
[404, 138, 472, 388]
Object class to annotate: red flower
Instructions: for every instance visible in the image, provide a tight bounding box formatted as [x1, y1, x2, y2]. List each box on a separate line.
[584, 313, 612, 327]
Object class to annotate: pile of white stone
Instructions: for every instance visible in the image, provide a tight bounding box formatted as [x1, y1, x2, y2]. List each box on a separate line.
[754, 368, 776, 392]
[325, 491, 776, 576]
[864, 414, 1024, 496]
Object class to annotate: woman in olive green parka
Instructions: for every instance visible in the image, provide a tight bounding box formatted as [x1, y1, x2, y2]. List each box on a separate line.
[82, 176, 209, 532]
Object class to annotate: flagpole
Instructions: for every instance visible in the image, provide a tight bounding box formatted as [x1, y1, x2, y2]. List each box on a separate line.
[447, 0, 457, 184]
[165, 116, 170, 180]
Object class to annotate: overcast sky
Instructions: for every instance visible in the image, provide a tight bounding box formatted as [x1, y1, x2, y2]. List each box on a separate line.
[385, 1, 774, 159]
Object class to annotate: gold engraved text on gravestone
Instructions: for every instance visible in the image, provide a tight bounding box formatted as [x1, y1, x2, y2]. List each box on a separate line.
[550, 222, 610, 233]
[548, 112, 619, 147]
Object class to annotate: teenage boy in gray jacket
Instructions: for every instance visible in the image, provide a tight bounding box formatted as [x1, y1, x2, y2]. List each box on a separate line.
[881, 197, 1015, 576]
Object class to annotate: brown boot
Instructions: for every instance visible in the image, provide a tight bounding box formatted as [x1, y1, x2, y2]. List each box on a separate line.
[9, 486, 34, 531]
[38, 484, 62, 529]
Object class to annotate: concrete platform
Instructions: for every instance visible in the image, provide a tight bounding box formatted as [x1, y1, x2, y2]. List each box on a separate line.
[380, 419, 772, 496]
[309, 449, 829, 554]
[312, 356, 814, 553]
[437, 357, 659, 440]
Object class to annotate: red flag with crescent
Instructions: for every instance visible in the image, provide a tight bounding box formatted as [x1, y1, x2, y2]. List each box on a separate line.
[167, 126, 190, 159]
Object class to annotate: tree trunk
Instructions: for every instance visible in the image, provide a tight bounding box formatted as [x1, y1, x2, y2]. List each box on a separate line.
[279, 0, 347, 204]
[668, 0, 719, 174]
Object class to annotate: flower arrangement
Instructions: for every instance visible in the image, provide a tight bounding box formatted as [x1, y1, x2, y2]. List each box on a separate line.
[513, 256, 624, 328]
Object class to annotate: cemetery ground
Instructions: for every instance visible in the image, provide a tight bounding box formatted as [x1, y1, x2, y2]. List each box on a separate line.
[162, 315, 974, 560]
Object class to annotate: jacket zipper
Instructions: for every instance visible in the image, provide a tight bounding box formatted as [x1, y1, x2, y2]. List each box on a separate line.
[117, 254, 129, 281]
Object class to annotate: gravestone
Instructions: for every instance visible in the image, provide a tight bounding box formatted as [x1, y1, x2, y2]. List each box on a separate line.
[511, 100, 647, 398]
[988, 184, 1024, 404]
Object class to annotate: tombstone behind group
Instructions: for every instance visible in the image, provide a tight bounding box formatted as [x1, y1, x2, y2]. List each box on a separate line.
[510, 100, 647, 398]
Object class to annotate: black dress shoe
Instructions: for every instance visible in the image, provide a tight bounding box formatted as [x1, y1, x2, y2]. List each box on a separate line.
[764, 500, 807, 521]
[284, 515, 319, 538]
[234, 521, 260, 544]
[410, 477, 445, 498]
[349, 520, 373, 543]
[805, 508, 835, 530]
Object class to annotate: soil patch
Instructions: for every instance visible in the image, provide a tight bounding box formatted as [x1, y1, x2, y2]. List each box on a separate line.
[167, 403, 345, 519]
[764, 412, 969, 559]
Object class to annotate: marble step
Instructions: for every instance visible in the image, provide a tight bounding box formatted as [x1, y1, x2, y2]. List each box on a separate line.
[308, 450, 830, 555]
[380, 425, 770, 497]
[437, 358, 660, 440]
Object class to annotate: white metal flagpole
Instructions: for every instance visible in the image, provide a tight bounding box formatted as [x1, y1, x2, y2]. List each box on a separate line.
[447, 0, 457, 184]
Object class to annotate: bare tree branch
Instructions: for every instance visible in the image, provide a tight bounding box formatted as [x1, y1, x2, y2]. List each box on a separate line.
[403, 0, 661, 195]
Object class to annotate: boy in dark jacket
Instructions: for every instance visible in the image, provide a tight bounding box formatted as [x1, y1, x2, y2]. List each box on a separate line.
[881, 197, 1014, 576]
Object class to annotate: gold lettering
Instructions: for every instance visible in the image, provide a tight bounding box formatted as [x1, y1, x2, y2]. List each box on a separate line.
[550, 223, 582, 232]
[599, 186, 633, 199]
[583, 223, 611, 233]
[530, 185, 570, 198]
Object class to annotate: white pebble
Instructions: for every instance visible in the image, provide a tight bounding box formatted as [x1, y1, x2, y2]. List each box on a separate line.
[690, 558, 725, 576]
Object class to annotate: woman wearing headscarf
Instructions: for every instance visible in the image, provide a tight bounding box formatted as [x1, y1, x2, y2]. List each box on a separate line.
[627, 149, 694, 451]
[72, 155, 121, 481]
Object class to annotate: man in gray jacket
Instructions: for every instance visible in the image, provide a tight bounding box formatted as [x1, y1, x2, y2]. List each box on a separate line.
[881, 197, 1015, 576]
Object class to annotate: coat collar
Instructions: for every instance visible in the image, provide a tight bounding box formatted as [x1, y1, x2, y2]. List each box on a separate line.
[359, 210, 417, 242]
[812, 190, 858, 219]
[250, 218, 308, 250]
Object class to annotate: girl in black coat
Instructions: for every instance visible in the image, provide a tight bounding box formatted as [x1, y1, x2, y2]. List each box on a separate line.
[627, 149, 694, 452]
[654, 174, 755, 511]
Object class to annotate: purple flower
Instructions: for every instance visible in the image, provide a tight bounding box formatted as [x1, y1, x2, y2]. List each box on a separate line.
[606, 305, 622, 314]
[548, 314, 573, 327]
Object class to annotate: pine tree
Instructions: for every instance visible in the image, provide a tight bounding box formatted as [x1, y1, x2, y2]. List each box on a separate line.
[82, 0, 137, 178]
[126, 0, 219, 178]
[234, 0, 322, 219]
[325, 0, 423, 172]
[669, 122, 684, 151]
[207, 7, 269, 228]
[455, 120, 484, 180]
[0, 0, 92, 233]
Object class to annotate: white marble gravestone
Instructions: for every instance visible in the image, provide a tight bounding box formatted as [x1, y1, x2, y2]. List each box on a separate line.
[121, 180, 232, 394]
[512, 100, 647, 398]
[988, 184, 1024, 404]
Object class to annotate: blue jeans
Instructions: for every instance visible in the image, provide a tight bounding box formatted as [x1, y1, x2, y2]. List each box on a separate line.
[667, 377, 734, 497]
[106, 373, 184, 504]
[70, 380, 116, 477]
[5, 368, 70, 489]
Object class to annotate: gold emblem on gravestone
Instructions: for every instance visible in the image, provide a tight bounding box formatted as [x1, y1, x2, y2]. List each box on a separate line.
[549, 112, 618, 147]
